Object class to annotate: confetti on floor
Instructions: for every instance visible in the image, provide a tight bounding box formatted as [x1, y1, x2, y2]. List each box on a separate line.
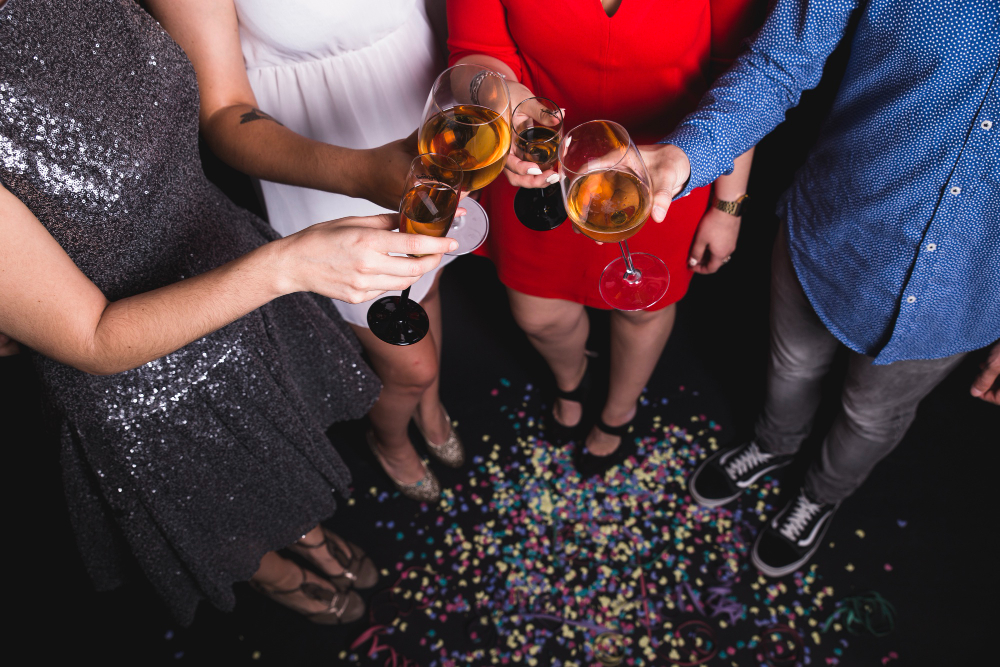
[344, 378, 896, 667]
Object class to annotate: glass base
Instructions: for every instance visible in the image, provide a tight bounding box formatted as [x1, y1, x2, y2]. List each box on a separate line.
[514, 184, 567, 231]
[447, 198, 489, 255]
[599, 252, 670, 311]
[366, 296, 429, 346]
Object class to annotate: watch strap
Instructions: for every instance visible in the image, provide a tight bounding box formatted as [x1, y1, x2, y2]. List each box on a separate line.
[713, 193, 749, 216]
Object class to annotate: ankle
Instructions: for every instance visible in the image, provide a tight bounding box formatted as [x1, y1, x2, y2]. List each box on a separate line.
[600, 404, 637, 428]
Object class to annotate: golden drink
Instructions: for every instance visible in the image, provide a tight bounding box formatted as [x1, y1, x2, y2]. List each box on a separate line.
[566, 169, 651, 243]
[400, 183, 459, 256]
[514, 125, 559, 170]
[418, 104, 511, 192]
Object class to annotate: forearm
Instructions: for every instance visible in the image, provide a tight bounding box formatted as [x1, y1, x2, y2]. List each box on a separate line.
[86, 242, 286, 375]
[712, 147, 754, 200]
[203, 105, 366, 199]
[665, 0, 858, 194]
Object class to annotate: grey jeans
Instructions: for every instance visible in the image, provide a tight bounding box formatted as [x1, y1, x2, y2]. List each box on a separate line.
[755, 228, 966, 505]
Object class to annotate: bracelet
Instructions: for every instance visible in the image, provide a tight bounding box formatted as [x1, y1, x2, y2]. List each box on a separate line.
[469, 70, 506, 105]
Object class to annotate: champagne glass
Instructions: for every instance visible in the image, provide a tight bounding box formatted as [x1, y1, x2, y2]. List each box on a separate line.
[367, 153, 463, 346]
[558, 120, 670, 310]
[417, 63, 512, 254]
[511, 96, 567, 231]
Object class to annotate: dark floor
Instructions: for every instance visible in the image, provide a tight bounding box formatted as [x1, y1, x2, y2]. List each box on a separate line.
[3, 34, 997, 667]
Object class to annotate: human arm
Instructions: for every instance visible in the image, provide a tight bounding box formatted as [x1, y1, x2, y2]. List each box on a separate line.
[145, 0, 413, 211]
[687, 147, 755, 274]
[646, 0, 860, 219]
[970, 342, 1000, 405]
[447, 0, 554, 189]
[0, 185, 456, 375]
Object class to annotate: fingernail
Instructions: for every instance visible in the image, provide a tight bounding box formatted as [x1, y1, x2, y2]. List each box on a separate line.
[449, 241, 459, 251]
[652, 205, 666, 221]
[527, 167, 543, 175]
[688, 257, 698, 267]
[546, 174, 560, 184]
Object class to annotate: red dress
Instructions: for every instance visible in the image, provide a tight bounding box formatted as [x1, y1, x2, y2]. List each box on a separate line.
[448, 0, 760, 309]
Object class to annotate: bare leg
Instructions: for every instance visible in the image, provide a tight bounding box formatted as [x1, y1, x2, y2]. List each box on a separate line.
[507, 288, 589, 427]
[413, 273, 451, 443]
[586, 304, 676, 455]
[351, 323, 440, 484]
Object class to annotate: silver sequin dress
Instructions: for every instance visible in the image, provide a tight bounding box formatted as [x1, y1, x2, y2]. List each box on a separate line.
[0, 0, 381, 624]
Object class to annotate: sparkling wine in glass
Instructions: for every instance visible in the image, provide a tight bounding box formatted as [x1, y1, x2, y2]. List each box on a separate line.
[559, 120, 669, 310]
[417, 63, 512, 254]
[511, 96, 567, 231]
[367, 154, 462, 346]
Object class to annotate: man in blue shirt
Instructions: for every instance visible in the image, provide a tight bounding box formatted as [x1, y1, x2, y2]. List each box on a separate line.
[640, 0, 999, 577]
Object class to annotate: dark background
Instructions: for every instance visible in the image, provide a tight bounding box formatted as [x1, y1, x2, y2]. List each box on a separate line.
[2, 18, 996, 666]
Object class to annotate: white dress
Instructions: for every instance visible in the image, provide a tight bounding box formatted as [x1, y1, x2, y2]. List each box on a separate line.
[234, 0, 454, 326]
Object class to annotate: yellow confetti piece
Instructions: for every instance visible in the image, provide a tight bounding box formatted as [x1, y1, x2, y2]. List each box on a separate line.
[855, 529, 866, 538]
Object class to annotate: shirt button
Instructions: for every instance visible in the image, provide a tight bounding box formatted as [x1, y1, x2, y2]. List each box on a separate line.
[926, 243, 937, 252]
[949, 186, 961, 195]
[982, 120, 993, 130]
[906, 295, 917, 304]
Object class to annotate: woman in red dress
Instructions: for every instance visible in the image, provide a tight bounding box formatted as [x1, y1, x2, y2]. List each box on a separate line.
[448, 0, 760, 472]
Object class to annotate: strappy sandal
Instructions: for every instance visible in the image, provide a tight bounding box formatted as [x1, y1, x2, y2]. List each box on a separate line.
[547, 355, 593, 443]
[573, 414, 638, 478]
[367, 429, 442, 502]
[251, 563, 365, 625]
[290, 527, 379, 590]
[414, 406, 465, 468]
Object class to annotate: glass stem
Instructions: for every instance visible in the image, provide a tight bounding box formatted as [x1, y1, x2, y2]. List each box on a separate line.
[619, 240, 642, 284]
[399, 287, 412, 313]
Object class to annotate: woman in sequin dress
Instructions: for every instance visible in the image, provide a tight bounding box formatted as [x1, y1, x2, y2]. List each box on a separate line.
[0, 0, 458, 625]
[144, 0, 465, 502]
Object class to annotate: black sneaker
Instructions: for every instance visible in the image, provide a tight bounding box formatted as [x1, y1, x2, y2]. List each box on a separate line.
[688, 440, 792, 508]
[752, 488, 839, 577]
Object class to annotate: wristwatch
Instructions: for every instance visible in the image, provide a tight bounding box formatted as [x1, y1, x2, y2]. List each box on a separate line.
[713, 193, 750, 216]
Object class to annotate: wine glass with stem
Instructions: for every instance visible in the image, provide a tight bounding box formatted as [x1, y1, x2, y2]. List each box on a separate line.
[366, 153, 463, 346]
[511, 96, 567, 231]
[558, 120, 670, 310]
[417, 63, 512, 254]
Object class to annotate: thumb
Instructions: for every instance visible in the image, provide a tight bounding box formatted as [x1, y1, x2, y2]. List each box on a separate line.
[651, 190, 672, 223]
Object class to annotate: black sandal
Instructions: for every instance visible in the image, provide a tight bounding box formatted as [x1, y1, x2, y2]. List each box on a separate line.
[546, 356, 593, 443]
[573, 414, 638, 478]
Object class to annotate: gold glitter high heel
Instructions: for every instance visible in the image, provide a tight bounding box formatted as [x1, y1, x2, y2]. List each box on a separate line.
[367, 429, 441, 502]
[251, 563, 365, 625]
[414, 406, 465, 468]
[289, 527, 379, 591]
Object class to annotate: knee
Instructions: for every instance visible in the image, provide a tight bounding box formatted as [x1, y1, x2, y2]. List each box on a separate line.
[381, 354, 438, 394]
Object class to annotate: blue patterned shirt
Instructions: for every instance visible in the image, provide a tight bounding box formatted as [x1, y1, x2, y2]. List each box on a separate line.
[665, 0, 1000, 364]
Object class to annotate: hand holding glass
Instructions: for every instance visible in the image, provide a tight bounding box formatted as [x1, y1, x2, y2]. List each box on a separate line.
[416, 63, 512, 254]
[511, 96, 567, 231]
[366, 154, 463, 346]
[558, 120, 669, 310]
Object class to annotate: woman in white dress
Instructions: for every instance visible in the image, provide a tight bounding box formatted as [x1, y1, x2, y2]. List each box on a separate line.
[149, 0, 464, 503]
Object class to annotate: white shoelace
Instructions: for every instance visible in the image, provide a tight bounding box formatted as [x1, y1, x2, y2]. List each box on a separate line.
[779, 493, 824, 541]
[725, 442, 773, 480]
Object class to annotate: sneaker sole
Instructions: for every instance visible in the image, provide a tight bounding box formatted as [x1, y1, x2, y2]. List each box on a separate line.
[688, 452, 792, 509]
